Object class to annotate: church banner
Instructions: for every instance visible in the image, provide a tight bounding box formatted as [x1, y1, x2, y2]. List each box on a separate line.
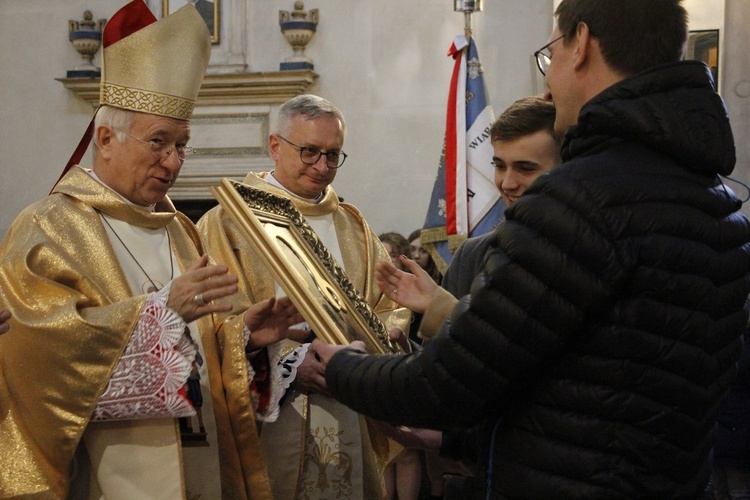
[421, 35, 505, 273]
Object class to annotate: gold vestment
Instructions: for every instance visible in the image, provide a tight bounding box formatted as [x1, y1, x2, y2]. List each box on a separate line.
[0, 167, 269, 499]
[198, 171, 411, 499]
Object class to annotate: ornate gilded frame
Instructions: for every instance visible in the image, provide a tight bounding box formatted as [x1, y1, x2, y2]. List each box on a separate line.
[211, 178, 402, 354]
[686, 30, 720, 91]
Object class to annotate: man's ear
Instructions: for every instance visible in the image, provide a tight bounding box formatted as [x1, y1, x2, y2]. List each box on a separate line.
[95, 125, 115, 160]
[572, 21, 592, 71]
[269, 134, 281, 161]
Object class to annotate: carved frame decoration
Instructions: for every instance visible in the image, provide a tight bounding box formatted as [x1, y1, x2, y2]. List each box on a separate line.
[211, 178, 402, 355]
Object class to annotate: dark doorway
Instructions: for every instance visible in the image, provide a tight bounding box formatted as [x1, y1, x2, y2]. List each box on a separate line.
[173, 199, 219, 224]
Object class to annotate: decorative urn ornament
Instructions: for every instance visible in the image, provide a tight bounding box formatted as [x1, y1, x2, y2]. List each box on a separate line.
[68, 10, 106, 78]
[279, 1, 318, 70]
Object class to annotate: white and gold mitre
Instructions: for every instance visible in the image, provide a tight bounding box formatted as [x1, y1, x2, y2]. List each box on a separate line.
[100, 0, 211, 121]
[53, 1, 212, 190]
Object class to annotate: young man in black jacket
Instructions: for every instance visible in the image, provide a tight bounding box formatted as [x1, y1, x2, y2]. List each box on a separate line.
[319, 0, 750, 497]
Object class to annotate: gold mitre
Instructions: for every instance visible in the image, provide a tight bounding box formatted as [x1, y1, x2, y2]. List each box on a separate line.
[100, 0, 211, 121]
[53, 1, 211, 192]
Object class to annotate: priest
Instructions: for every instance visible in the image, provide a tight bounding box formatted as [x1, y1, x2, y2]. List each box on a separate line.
[0, 1, 305, 498]
[198, 94, 412, 499]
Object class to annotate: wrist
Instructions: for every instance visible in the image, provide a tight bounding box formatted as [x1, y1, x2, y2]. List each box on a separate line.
[243, 323, 261, 357]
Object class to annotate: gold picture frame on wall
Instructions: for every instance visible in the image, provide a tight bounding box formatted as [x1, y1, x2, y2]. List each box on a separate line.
[210, 178, 402, 355]
[164, 0, 219, 44]
[686, 29, 719, 91]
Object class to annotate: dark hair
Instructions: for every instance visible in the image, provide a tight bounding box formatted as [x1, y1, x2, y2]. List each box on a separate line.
[490, 96, 560, 144]
[379, 231, 409, 257]
[555, 0, 688, 76]
[407, 229, 442, 284]
[407, 229, 422, 244]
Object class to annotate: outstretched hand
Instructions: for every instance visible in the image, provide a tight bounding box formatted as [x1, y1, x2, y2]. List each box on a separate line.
[292, 339, 329, 395]
[315, 339, 367, 367]
[376, 255, 438, 314]
[243, 296, 307, 350]
[167, 254, 238, 323]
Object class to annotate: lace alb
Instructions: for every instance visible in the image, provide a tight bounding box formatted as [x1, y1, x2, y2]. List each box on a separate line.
[92, 284, 197, 421]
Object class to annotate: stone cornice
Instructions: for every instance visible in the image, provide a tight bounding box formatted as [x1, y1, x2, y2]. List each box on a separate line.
[56, 69, 318, 106]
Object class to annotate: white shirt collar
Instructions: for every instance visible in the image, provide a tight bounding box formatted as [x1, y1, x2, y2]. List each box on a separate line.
[266, 171, 324, 204]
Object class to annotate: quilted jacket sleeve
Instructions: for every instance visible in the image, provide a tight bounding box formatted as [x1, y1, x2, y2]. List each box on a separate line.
[326, 171, 626, 430]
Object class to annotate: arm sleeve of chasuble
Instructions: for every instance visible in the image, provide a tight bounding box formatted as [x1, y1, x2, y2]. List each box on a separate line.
[198, 206, 287, 418]
[90, 284, 198, 421]
[0, 200, 188, 495]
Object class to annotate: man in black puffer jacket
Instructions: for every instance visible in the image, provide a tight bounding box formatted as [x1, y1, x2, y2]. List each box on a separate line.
[320, 0, 750, 497]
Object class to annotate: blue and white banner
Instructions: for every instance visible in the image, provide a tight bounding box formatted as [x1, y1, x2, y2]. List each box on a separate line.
[421, 35, 505, 272]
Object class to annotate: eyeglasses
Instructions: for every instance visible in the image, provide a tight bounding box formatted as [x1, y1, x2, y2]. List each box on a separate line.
[125, 133, 194, 162]
[277, 135, 347, 169]
[533, 35, 564, 76]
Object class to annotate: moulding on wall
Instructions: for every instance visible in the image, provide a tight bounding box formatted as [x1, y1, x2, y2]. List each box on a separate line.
[145, 0, 248, 74]
[55, 70, 318, 107]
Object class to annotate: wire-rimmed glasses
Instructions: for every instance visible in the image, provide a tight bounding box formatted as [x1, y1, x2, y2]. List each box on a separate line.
[533, 35, 564, 76]
[277, 135, 347, 169]
[125, 133, 194, 162]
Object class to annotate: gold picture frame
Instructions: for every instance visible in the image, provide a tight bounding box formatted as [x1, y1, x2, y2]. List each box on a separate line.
[211, 178, 402, 355]
[164, 0, 219, 44]
[686, 30, 719, 91]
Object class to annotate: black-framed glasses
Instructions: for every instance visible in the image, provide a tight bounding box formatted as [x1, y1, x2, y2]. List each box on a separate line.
[277, 135, 347, 169]
[125, 133, 194, 162]
[533, 35, 564, 76]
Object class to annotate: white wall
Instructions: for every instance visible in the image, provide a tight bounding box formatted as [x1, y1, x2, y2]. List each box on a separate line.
[721, 0, 750, 220]
[1, 2, 100, 237]
[0, 0, 553, 239]
[4, 1, 742, 238]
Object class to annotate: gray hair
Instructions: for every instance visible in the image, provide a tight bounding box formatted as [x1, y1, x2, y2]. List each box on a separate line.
[92, 105, 135, 154]
[273, 94, 346, 138]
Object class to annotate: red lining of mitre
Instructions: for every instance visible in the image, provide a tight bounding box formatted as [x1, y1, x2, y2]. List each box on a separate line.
[103, 0, 157, 48]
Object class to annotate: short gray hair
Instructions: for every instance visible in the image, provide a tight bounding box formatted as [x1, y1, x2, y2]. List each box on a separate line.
[92, 105, 135, 154]
[273, 94, 346, 138]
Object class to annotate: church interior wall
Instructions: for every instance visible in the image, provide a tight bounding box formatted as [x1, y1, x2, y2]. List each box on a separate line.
[1, 0, 747, 241]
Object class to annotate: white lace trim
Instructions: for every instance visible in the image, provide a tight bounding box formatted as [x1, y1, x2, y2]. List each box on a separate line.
[248, 342, 291, 423]
[251, 343, 309, 423]
[91, 283, 197, 421]
[279, 343, 308, 392]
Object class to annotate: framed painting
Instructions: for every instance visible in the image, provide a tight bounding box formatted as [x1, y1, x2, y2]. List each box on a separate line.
[164, 0, 219, 44]
[210, 178, 403, 355]
[686, 29, 719, 91]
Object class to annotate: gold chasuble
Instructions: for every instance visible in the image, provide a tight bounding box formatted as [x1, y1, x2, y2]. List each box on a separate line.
[0, 167, 269, 499]
[198, 171, 411, 499]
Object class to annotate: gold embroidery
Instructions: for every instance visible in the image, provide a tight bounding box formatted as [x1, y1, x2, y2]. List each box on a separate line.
[100, 83, 195, 120]
[296, 426, 354, 499]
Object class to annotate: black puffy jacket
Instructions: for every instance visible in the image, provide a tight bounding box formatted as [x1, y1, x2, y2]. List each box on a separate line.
[327, 61, 750, 498]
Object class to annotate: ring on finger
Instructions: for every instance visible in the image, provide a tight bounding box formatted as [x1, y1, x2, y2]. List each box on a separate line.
[193, 292, 206, 306]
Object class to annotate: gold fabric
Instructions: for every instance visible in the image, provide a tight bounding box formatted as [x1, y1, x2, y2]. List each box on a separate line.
[198, 171, 411, 499]
[0, 167, 263, 498]
[101, 5, 210, 120]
